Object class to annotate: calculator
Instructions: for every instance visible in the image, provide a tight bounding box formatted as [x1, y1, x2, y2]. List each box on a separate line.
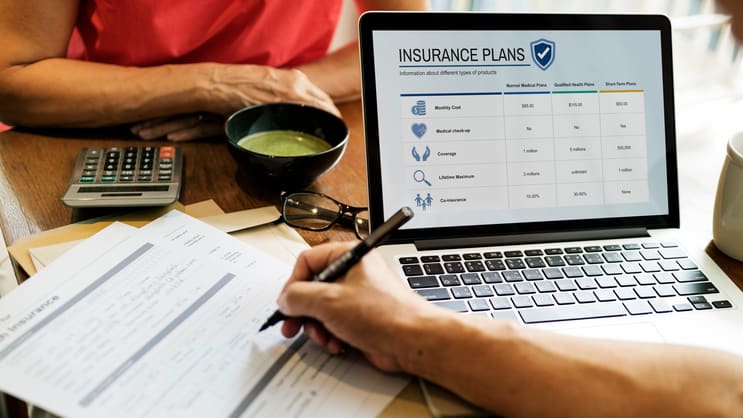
[62, 146, 183, 208]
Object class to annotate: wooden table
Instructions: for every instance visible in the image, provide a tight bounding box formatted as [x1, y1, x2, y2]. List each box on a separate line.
[0, 98, 742, 418]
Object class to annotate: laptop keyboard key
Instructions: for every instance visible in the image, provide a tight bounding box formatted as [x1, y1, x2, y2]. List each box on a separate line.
[614, 288, 637, 300]
[649, 299, 673, 313]
[622, 251, 643, 261]
[483, 251, 503, 259]
[673, 303, 693, 312]
[601, 264, 623, 275]
[654, 272, 676, 284]
[658, 260, 680, 271]
[640, 262, 661, 272]
[451, 287, 473, 299]
[677, 259, 698, 270]
[472, 285, 494, 298]
[642, 242, 660, 249]
[563, 266, 584, 278]
[465, 261, 486, 272]
[616, 275, 637, 287]
[523, 269, 543, 281]
[654, 284, 676, 297]
[489, 297, 511, 310]
[519, 302, 627, 324]
[417, 288, 450, 301]
[408, 276, 439, 289]
[420, 255, 440, 263]
[634, 286, 656, 299]
[502, 271, 523, 282]
[434, 300, 468, 312]
[542, 268, 563, 279]
[574, 291, 596, 303]
[594, 289, 617, 302]
[623, 243, 641, 250]
[532, 294, 555, 307]
[402, 264, 424, 276]
[485, 259, 506, 271]
[555, 279, 577, 292]
[504, 251, 523, 257]
[673, 270, 707, 283]
[525, 249, 544, 256]
[583, 253, 604, 264]
[535, 281, 557, 293]
[481, 272, 503, 283]
[582, 265, 604, 277]
[624, 300, 652, 315]
[442, 254, 461, 261]
[494, 283, 515, 296]
[505, 259, 526, 269]
[460, 273, 482, 285]
[439, 274, 460, 286]
[545, 256, 566, 267]
[640, 250, 661, 260]
[603, 252, 623, 263]
[576, 278, 598, 290]
[525, 257, 546, 268]
[399, 257, 419, 264]
[444, 262, 465, 274]
[511, 295, 533, 308]
[674, 282, 719, 296]
[463, 253, 482, 260]
[712, 300, 733, 309]
[603, 244, 622, 251]
[596, 276, 617, 288]
[553, 293, 575, 305]
[423, 263, 445, 275]
[514, 282, 536, 294]
[544, 248, 563, 255]
[635, 274, 656, 285]
[564, 247, 583, 253]
[468, 299, 490, 311]
[565, 255, 585, 265]
[584, 245, 602, 252]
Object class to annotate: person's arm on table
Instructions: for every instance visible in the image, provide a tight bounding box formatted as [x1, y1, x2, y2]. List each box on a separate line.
[279, 242, 743, 418]
[295, 0, 429, 103]
[0, 0, 338, 140]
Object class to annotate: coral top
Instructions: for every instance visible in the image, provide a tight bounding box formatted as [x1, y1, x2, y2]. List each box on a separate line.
[67, 0, 343, 67]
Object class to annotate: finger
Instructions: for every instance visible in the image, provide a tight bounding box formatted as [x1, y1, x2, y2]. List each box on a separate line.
[277, 280, 334, 318]
[281, 317, 303, 338]
[166, 121, 224, 142]
[326, 337, 345, 355]
[303, 320, 330, 348]
[137, 115, 202, 140]
[130, 116, 173, 135]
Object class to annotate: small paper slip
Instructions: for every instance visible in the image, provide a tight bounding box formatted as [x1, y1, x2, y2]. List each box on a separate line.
[0, 211, 409, 418]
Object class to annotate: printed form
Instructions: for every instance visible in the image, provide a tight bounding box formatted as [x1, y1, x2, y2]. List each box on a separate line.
[0, 211, 408, 418]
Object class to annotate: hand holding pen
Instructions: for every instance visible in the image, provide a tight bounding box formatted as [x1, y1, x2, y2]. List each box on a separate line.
[259, 207, 414, 332]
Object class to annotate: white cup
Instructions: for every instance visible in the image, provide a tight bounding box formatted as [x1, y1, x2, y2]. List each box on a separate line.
[713, 131, 743, 261]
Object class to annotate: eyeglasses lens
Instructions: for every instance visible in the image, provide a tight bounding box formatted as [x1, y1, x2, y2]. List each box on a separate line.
[283, 193, 340, 230]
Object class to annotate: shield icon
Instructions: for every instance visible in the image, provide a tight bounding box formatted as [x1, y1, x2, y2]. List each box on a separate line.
[530, 39, 555, 70]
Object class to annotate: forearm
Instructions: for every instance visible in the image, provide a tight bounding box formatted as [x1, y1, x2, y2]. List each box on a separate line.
[295, 43, 361, 104]
[397, 313, 743, 417]
[0, 59, 237, 128]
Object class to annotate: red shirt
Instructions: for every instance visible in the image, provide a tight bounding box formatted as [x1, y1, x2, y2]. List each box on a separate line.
[67, 0, 343, 67]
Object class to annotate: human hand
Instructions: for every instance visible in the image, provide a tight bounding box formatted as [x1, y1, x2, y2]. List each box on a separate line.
[278, 242, 437, 372]
[209, 65, 341, 118]
[130, 113, 224, 142]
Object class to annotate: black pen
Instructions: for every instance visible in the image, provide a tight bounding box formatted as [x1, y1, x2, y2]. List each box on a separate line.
[258, 206, 414, 332]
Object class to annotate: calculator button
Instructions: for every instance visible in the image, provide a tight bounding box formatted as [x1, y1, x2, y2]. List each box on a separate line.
[121, 170, 134, 176]
[160, 146, 174, 158]
[84, 164, 97, 171]
[82, 170, 97, 177]
[138, 170, 152, 176]
[104, 164, 117, 171]
[101, 176, 116, 182]
[159, 169, 172, 175]
[79, 176, 95, 182]
[119, 176, 133, 182]
[158, 175, 172, 182]
[87, 149, 101, 157]
[122, 163, 134, 170]
[138, 176, 152, 182]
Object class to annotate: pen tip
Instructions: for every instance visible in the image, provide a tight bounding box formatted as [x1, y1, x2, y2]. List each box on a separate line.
[258, 323, 269, 332]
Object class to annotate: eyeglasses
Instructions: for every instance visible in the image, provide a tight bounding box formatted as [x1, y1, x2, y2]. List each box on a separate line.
[280, 191, 370, 239]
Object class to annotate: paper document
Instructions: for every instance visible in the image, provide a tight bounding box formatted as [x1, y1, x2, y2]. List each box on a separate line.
[0, 211, 408, 418]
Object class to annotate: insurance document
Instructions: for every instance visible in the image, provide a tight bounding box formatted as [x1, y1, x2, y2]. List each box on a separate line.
[0, 211, 408, 418]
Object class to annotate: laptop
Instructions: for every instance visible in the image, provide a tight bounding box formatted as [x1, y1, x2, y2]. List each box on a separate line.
[358, 11, 743, 355]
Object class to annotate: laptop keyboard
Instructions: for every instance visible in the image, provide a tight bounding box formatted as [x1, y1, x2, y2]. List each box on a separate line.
[398, 241, 734, 324]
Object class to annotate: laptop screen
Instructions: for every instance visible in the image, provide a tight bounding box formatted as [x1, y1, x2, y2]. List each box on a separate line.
[359, 13, 678, 242]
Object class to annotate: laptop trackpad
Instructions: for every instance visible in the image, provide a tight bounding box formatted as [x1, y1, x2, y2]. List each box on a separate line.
[556, 322, 665, 343]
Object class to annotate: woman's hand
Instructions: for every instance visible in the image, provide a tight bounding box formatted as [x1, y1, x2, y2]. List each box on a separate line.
[130, 114, 223, 142]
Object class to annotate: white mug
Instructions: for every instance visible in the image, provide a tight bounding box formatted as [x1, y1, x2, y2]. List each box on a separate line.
[713, 131, 743, 261]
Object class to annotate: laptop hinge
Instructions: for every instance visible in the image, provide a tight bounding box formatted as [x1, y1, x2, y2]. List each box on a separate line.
[414, 228, 649, 251]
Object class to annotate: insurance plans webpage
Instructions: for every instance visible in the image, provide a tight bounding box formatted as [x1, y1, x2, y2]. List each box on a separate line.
[371, 29, 671, 230]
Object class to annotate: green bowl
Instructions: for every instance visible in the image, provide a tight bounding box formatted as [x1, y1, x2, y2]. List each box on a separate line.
[225, 103, 349, 188]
